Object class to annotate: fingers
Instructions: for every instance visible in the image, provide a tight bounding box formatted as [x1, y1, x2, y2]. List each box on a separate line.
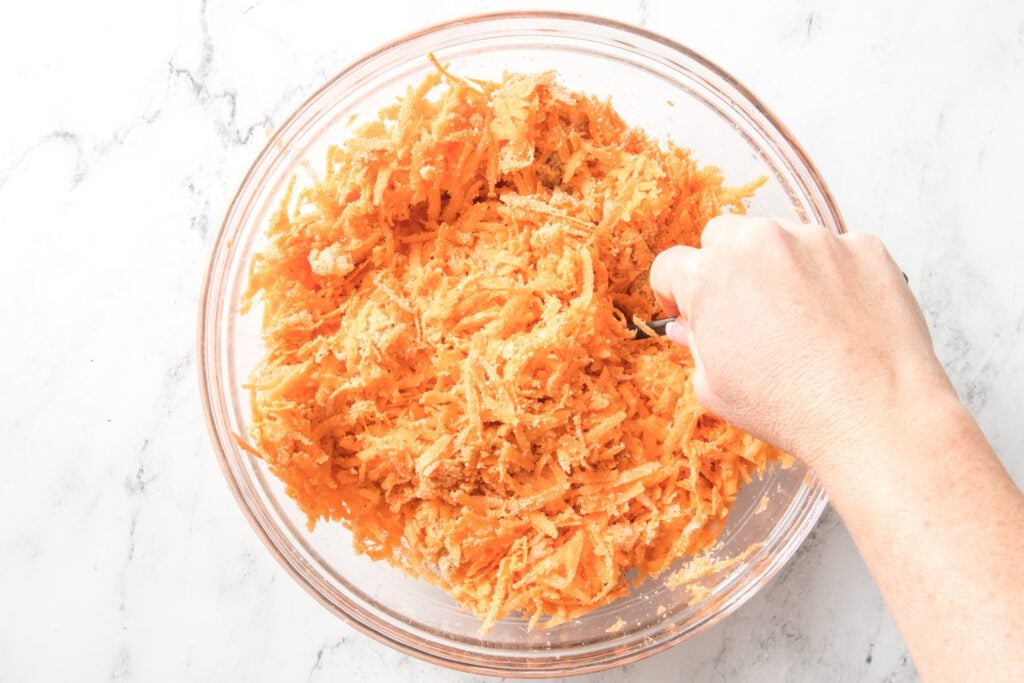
[671, 321, 714, 408]
[666, 319, 713, 407]
[649, 245, 701, 317]
[688, 338, 713, 406]
[666, 318, 690, 347]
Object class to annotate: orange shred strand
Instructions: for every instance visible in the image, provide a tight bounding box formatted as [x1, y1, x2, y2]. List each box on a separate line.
[243, 65, 778, 631]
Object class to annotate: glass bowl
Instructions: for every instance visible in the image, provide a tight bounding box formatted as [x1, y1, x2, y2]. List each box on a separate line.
[198, 11, 841, 677]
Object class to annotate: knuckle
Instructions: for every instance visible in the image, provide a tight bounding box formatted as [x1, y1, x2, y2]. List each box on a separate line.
[738, 217, 784, 245]
[844, 230, 878, 248]
[742, 216, 780, 233]
[700, 215, 735, 246]
[651, 245, 684, 277]
[844, 231, 888, 258]
[702, 214, 782, 248]
[703, 214, 732, 232]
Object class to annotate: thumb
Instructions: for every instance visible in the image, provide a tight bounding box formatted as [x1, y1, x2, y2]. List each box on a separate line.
[650, 245, 702, 318]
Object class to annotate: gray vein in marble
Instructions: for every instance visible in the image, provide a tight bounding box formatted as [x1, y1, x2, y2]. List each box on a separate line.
[119, 514, 138, 613]
[919, 262, 995, 415]
[116, 347, 194, 628]
[111, 647, 131, 681]
[184, 180, 212, 240]
[0, 129, 83, 191]
[805, 9, 818, 38]
[307, 637, 353, 682]
[882, 653, 913, 683]
[124, 439, 156, 498]
[857, 603, 886, 679]
[157, 349, 196, 416]
[0, 103, 163, 197]
[167, 0, 266, 148]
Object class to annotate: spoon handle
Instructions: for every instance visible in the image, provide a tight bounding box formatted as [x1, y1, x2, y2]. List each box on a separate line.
[630, 317, 676, 340]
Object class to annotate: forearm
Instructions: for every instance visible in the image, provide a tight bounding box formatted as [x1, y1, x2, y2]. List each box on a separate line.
[648, 218, 1023, 678]
[809, 390, 1024, 682]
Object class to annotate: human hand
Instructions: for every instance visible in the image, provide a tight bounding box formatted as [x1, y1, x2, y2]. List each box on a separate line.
[649, 215, 954, 468]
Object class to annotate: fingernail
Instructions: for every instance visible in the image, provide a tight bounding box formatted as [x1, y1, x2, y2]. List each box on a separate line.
[666, 321, 689, 347]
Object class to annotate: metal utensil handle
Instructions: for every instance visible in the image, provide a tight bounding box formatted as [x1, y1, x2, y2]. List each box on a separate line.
[632, 317, 676, 340]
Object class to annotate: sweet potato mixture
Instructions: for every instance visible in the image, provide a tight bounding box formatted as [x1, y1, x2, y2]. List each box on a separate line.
[242, 60, 777, 630]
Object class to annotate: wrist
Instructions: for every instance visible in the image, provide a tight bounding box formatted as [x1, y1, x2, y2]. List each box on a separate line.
[795, 362, 966, 486]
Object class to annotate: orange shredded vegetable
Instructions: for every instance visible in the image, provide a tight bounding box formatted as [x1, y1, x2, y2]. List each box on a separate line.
[243, 63, 778, 631]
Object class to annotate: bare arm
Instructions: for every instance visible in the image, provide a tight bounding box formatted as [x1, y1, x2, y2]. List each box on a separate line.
[649, 216, 1024, 682]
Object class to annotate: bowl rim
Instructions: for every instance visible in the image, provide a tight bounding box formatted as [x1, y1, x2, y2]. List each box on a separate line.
[198, 10, 839, 677]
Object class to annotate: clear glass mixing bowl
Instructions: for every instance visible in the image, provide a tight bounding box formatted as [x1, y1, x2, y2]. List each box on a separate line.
[198, 11, 842, 677]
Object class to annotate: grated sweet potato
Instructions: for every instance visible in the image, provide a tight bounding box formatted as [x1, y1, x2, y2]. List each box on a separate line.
[242, 61, 778, 631]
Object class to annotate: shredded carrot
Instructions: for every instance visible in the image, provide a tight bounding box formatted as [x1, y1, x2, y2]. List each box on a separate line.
[243, 62, 778, 631]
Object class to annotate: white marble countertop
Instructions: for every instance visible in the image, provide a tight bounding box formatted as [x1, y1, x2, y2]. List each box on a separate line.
[2, 1, 1022, 680]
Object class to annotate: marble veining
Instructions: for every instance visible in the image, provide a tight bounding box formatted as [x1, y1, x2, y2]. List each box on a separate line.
[1, 1, 1021, 681]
